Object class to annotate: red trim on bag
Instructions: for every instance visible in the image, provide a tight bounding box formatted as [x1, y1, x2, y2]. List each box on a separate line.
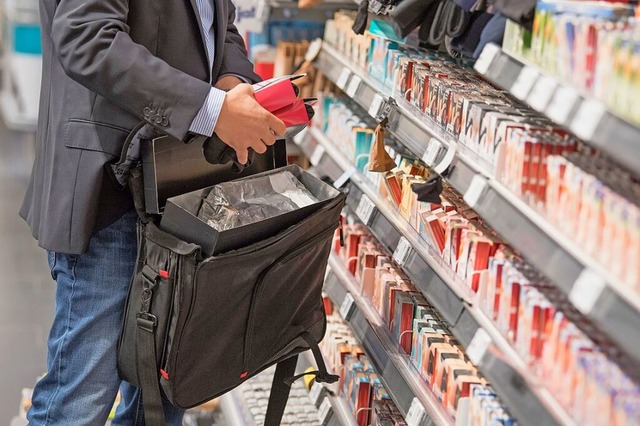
[159, 270, 170, 279]
[160, 369, 169, 380]
[240, 372, 248, 379]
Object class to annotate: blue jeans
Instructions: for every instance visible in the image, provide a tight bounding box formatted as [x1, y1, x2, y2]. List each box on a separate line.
[27, 210, 185, 425]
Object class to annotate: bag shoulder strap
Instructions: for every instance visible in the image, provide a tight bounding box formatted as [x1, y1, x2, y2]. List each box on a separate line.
[264, 355, 299, 426]
[136, 266, 166, 425]
[264, 332, 341, 426]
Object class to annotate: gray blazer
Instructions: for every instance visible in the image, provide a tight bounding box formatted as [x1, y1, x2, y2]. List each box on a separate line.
[20, 0, 261, 254]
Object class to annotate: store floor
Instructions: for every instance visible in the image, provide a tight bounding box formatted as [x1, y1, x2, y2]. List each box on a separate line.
[0, 123, 231, 426]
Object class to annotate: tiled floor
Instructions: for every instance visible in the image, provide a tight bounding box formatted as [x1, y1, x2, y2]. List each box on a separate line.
[0, 125, 54, 424]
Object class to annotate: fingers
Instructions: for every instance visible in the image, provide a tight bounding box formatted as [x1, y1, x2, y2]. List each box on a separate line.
[268, 115, 287, 137]
[261, 128, 277, 146]
[235, 148, 249, 165]
[254, 142, 268, 154]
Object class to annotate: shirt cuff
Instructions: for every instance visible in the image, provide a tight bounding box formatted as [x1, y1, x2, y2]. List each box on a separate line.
[189, 87, 226, 137]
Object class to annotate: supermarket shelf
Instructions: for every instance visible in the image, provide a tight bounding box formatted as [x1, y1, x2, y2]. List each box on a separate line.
[314, 42, 640, 367]
[325, 254, 451, 426]
[300, 351, 358, 426]
[220, 389, 256, 426]
[304, 126, 574, 426]
[474, 43, 640, 177]
[268, 0, 356, 21]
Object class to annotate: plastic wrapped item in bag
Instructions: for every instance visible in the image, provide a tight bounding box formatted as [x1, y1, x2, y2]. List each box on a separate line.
[199, 171, 319, 231]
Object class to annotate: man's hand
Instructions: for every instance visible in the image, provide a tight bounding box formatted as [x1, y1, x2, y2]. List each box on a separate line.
[214, 84, 286, 165]
[215, 75, 244, 91]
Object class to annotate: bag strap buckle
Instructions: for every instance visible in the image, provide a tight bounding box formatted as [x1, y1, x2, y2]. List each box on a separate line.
[136, 312, 158, 333]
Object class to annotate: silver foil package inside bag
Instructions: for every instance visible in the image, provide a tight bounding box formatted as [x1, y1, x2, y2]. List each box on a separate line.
[199, 171, 319, 231]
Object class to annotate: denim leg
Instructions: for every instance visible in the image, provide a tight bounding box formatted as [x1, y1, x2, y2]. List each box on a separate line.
[27, 210, 185, 426]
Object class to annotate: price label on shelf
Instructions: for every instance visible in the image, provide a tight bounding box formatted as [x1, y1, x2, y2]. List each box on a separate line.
[405, 397, 427, 426]
[336, 68, 351, 91]
[369, 93, 385, 118]
[466, 328, 491, 365]
[318, 397, 332, 424]
[292, 127, 308, 146]
[510, 66, 539, 100]
[546, 86, 580, 124]
[323, 266, 333, 281]
[309, 145, 326, 166]
[339, 292, 355, 320]
[473, 43, 500, 75]
[569, 268, 607, 315]
[355, 194, 376, 225]
[421, 138, 442, 167]
[309, 382, 324, 405]
[463, 175, 488, 209]
[571, 99, 606, 141]
[527, 75, 558, 112]
[333, 166, 356, 189]
[434, 141, 457, 175]
[346, 75, 362, 98]
[393, 237, 412, 267]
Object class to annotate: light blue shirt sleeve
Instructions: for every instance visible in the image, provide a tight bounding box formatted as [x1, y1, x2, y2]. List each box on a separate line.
[189, 87, 226, 137]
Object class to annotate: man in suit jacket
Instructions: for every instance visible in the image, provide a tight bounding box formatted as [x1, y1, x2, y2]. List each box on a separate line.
[21, 0, 285, 424]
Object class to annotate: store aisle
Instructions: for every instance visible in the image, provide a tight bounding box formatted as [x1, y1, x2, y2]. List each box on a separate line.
[0, 125, 54, 424]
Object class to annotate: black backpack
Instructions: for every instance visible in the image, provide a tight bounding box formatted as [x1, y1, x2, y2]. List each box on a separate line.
[117, 133, 346, 425]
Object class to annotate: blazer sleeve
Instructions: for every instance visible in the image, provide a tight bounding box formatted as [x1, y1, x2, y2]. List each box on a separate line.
[51, 0, 212, 142]
[218, 0, 262, 83]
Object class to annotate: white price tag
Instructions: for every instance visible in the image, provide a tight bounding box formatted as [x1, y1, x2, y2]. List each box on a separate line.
[546, 86, 580, 124]
[466, 328, 491, 365]
[421, 138, 442, 167]
[474, 43, 500, 75]
[369, 93, 385, 118]
[339, 293, 355, 320]
[463, 175, 488, 209]
[527, 75, 558, 112]
[324, 266, 333, 281]
[309, 145, 326, 166]
[510, 66, 539, 100]
[569, 268, 607, 315]
[318, 397, 332, 423]
[309, 382, 324, 405]
[571, 99, 606, 141]
[346, 75, 362, 98]
[405, 397, 427, 426]
[355, 194, 376, 225]
[455, 398, 470, 426]
[336, 68, 351, 90]
[293, 127, 308, 146]
[393, 237, 412, 267]
[333, 166, 357, 189]
[434, 142, 457, 175]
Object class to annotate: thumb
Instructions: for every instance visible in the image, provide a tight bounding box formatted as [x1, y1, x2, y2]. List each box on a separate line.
[234, 83, 254, 96]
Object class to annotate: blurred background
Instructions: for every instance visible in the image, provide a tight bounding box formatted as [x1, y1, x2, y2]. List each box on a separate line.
[0, 0, 54, 424]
